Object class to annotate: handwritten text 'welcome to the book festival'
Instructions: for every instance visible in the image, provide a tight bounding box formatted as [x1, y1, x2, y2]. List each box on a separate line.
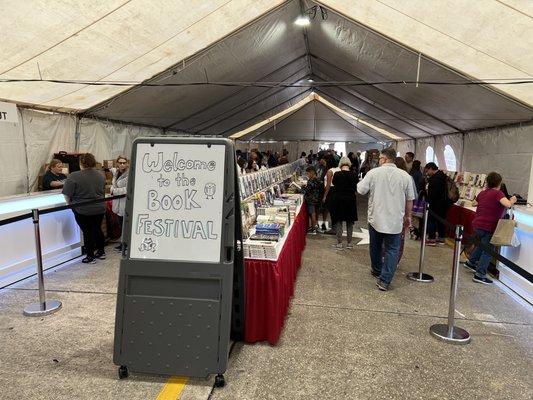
[130, 143, 225, 262]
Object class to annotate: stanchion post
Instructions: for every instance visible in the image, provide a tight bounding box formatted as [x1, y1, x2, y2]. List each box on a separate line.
[23, 209, 62, 317]
[407, 202, 434, 282]
[429, 224, 471, 344]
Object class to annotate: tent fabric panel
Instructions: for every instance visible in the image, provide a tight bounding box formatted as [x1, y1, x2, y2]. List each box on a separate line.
[169, 58, 309, 132]
[463, 124, 533, 195]
[314, 91, 406, 141]
[90, 1, 306, 128]
[320, 0, 533, 106]
[216, 87, 312, 137]
[0, 0, 285, 110]
[310, 57, 454, 135]
[396, 140, 416, 157]
[345, 142, 385, 154]
[249, 100, 383, 143]
[21, 109, 77, 191]
[311, 69, 434, 138]
[78, 118, 162, 163]
[188, 78, 311, 136]
[306, 4, 533, 132]
[0, 109, 28, 196]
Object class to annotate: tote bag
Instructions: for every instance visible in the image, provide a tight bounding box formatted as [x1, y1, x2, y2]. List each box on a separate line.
[412, 199, 426, 218]
[490, 218, 520, 247]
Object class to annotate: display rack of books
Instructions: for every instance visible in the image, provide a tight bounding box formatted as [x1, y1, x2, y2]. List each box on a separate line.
[239, 159, 306, 261]
[444, 170, 486, 208]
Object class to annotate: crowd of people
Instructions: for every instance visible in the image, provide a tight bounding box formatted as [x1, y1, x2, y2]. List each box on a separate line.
[236, 148, 290, 174]
[46, 146, 513, 288]
[43, 153, 130, 264]
[299, 148, 514, 291]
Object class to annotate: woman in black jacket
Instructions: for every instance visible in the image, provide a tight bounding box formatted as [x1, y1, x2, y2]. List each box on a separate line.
[330, 157, 358, 250]
[410, 160, 423, 195]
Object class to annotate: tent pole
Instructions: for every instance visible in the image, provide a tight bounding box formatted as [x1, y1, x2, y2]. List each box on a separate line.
[74, 115, 81, 152]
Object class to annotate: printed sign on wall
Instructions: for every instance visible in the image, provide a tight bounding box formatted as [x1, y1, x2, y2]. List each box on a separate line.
[0, 101, 18, 123]
[129, 142, 226, 262]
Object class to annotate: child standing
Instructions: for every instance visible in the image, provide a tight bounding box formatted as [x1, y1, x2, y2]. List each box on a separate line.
[304, 166, 321, 234]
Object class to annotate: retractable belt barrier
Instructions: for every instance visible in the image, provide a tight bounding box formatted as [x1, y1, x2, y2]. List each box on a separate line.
[0, 194, 126, 226]
[0, 194, 125, 317]
[417, 203, 530, 345]
[427, 207, 532, 283]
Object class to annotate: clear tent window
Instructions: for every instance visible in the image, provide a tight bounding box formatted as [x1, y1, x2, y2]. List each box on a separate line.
[444, 145, 457, 171]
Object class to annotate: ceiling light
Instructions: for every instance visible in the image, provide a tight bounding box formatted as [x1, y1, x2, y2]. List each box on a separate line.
[294, 15, 311, 26]
[307, 78, 314, 83]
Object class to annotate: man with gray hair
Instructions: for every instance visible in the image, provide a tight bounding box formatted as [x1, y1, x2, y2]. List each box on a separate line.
[357, 147, 415, 291]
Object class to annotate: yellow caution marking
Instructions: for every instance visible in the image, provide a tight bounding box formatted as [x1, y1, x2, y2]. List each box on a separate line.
[156, 376, 188, 400]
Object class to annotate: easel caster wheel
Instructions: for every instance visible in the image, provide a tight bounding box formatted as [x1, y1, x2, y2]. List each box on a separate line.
[118, 365, 129, 379]
[214, 374, 225, 388]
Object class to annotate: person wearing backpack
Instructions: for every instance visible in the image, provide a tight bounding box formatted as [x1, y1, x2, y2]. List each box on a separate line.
[425, 162, 451, 246]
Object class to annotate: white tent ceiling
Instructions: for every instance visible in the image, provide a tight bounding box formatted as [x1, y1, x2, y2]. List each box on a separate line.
[1, 0, 532, 141]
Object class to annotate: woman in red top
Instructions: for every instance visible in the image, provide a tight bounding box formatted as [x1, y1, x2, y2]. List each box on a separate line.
[463, 172, 516, 284]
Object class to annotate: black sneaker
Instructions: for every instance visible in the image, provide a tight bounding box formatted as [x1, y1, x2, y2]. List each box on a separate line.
[461, 261, 476, 273]
[371, 270, 380, 277]
[114, 244, 123, 252]
[473, 275, 493, 285]
[94, 250, 106, 260]
[82, 256, 96, 264]
[376, 280, 389, 291]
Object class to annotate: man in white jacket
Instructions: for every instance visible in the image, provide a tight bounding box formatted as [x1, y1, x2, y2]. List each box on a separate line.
[110, 156, 129, 251]
[357, 147, 415, 291]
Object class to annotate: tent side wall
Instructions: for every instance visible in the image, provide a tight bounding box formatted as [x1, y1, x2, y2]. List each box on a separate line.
[2, 106, 531, 199]
[0, 107, 163, 197]
[462, 124, 533, 197]
[405, 123, 533, 196]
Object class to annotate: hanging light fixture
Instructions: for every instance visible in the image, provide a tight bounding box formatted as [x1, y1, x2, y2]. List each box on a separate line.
[294, 15, 311, 26]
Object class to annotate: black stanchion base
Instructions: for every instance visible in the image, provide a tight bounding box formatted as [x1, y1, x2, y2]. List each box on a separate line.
[430, 323, 471, 345]
[406, 272, 434, 283]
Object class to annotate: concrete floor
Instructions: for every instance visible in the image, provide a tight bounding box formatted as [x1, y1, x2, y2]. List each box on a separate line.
[0, 200, 532, 399]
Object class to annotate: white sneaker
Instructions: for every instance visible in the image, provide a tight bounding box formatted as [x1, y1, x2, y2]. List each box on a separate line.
[346, 243, 354, 249]
[333, 243, 344, 251]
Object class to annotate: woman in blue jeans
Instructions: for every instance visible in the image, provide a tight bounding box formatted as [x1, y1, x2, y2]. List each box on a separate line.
[462, 172, 516, 284]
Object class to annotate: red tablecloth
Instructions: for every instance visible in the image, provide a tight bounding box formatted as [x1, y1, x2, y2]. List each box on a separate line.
[446, 204, 476, 238]
[244, 206, 308, 345]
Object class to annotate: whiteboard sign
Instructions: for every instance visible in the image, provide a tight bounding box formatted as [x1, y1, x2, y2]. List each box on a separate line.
[129, 142, 226, 262]
[0, 101, 18, 123]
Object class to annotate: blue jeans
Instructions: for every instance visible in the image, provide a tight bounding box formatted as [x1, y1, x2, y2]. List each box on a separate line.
[468, 228, 494, 278]
[369, 224, 401, 285]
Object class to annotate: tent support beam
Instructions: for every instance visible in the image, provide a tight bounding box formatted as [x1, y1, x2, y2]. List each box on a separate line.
[192, 84, 311, 135]
[310, 54, 464, 134]
[314, 83, 416, 139]
[221, 89, 313, 137]
[311, 69, 425, 139]
[245, 105, 305, 141]
[164, 55, 309, 130]
[314, 89, 403, 142]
